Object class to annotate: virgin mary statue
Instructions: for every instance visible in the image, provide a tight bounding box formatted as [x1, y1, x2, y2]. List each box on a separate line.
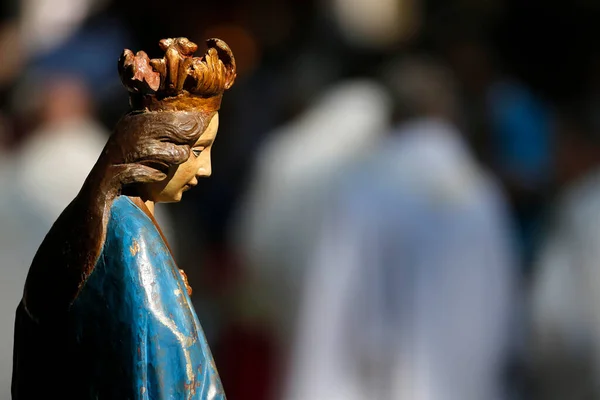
[12, 37, 236, 399]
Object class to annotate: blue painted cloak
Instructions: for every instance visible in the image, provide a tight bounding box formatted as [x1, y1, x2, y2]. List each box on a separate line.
[13, 196, 226, 399]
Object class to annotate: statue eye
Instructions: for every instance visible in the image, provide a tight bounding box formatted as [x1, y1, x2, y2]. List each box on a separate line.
[192, 147, 204, 157]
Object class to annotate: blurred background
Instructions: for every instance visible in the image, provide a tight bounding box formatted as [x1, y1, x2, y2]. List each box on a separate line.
[2, 0, 600, 399]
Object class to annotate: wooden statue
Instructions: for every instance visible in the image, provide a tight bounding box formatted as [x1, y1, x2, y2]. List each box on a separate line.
[12, 37, 236, 399]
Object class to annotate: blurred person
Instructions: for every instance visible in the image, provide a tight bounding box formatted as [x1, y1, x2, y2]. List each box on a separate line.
[281, 56, 520, 400]
[0, 74, 109, 399]
[529, 107, 600, 400]
[0, 110, 22, 400]
[324, 0, 420, 50]
[229, 79, 393, 398]
[17, 11, 133, 129]
[13, 76, 108, 222]
[18, 0, 110, 56]
[441, 32, 554, 192]
[441, 32, 554, 273]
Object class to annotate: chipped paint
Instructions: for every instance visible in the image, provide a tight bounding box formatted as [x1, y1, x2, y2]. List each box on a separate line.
[64, 196, 226, 398]
[129, 239, 140, 256]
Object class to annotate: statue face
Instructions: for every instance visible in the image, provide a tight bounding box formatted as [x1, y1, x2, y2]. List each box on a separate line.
[146, 113, 219, 203]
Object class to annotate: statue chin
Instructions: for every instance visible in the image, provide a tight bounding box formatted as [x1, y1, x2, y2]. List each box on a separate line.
[152, 189, 185, 203]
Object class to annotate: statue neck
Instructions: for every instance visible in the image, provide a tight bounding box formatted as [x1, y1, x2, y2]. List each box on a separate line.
[129, 196, 155, 218]
[128, 196, 175, 259]
[144, 200, 155, 216]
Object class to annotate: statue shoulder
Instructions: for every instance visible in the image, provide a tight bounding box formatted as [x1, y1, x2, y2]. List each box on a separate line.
[103, 196, 157, 253]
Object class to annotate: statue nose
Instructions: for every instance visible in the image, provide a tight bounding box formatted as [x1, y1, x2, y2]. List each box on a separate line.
[197, 161, 212, 177]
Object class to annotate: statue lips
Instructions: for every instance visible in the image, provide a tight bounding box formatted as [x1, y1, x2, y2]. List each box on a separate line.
[182, 181, 197, 191]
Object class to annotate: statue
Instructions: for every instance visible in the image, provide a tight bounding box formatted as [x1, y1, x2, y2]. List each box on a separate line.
[11, 37, 236, 399]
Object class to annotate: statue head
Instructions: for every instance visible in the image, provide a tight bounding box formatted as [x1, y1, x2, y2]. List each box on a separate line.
[115, 37, 236, 203]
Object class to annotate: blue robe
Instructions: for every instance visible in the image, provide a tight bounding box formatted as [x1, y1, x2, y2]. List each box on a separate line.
[13, 196, 225, 399]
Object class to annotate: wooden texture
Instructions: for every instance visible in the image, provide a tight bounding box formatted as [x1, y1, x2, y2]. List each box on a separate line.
[12, 38, 235, 399]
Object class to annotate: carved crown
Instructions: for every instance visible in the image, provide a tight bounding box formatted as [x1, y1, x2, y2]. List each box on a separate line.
[118, 37, 236, 112]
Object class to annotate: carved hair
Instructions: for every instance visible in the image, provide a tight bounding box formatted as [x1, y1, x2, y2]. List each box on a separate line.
[113, 111, 214, 178]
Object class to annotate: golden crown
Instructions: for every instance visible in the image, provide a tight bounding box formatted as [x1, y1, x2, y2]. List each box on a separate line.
[118, 37, 236, 112]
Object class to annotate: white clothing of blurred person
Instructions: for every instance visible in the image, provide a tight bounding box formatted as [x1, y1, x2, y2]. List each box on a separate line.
[529, 111, 600, 399]
[231, 79, 393, 388]
[282, 57, 520, 400]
